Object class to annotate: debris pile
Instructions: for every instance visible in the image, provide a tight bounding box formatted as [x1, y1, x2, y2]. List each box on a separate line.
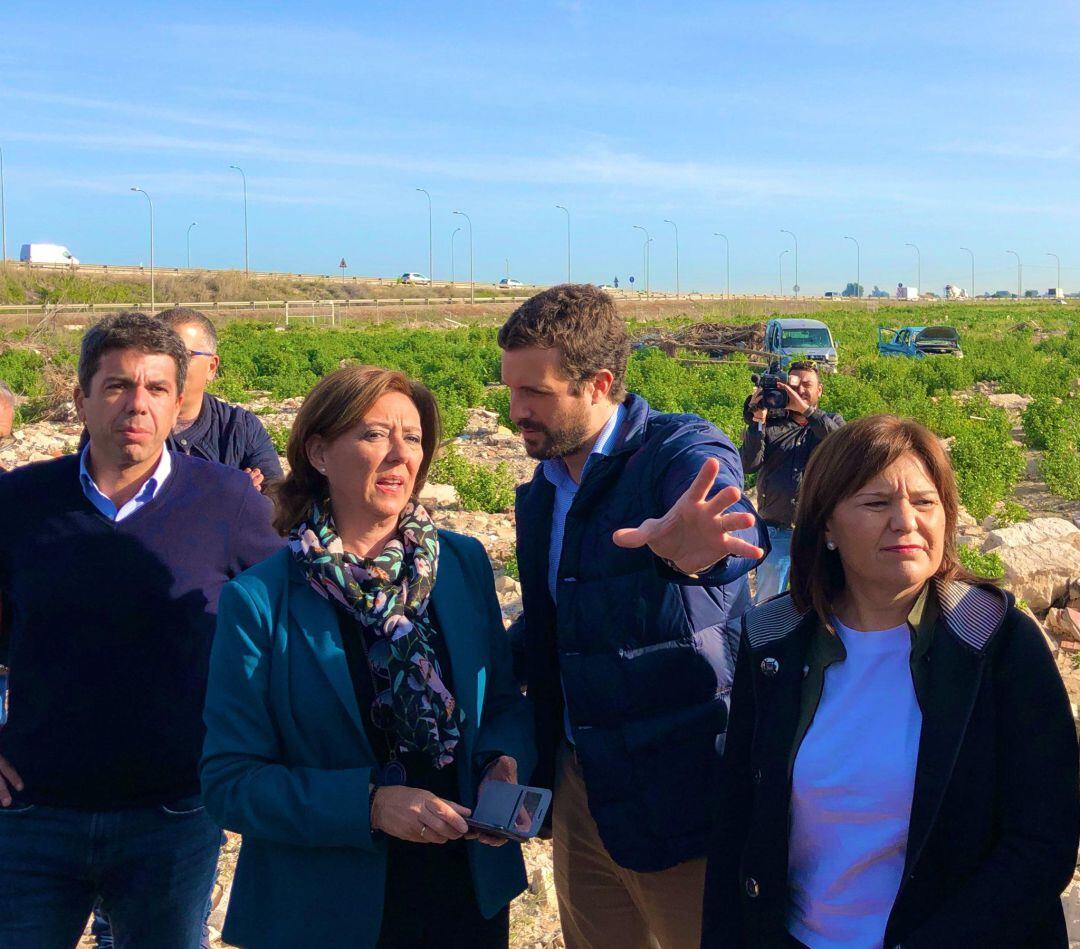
[634, 322, 768, 361]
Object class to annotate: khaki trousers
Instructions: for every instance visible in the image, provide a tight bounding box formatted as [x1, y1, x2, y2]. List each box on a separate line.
[552, 742, 706, 949]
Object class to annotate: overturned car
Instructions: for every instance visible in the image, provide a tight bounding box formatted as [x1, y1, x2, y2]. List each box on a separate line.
[877, 325, 963, 359]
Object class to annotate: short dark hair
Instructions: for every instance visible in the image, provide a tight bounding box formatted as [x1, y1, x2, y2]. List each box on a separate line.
[789, 414, 984, 631]
[788, 361, 821, 381]
[497, 284, 630, 401]
[78, 311, 189, 394]
[157, 307, 218, 351]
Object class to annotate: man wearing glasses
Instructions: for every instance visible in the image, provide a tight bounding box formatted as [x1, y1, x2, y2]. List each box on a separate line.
[160, 307, 282, 490]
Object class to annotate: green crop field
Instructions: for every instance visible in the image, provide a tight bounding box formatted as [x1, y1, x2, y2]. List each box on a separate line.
[2, 302, 1078, 516]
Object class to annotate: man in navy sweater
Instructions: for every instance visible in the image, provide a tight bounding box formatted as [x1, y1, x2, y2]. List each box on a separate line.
[0, 312, 282, 947]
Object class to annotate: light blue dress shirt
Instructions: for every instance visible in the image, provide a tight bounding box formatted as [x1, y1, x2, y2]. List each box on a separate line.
[543, 402, 627, 601]
[542, 403, 626, 743]
[79, 444, 173, 522]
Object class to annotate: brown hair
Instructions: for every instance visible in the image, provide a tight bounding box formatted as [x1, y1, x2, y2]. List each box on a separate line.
[789, 414, 984, 629]
[497, 284, 630, 401]
[78, 311, 189, 395]
[270, 365, 442, 535]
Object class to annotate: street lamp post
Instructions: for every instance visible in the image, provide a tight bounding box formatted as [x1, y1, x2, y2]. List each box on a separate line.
[0, 145, 6, 264]
[1047, 252, 1061, 293]
[905, 242, 921, 297]
[451, 226, 461, 293]
[632, 225, 651, 298]
[843, 236, 860, 298]
[555, 205, 570, 283]
[416, 188, 433, 285]
[130, 187, 155, 311]
[713, 233, 730, 299]
[452, 211, 473, 303]
[229, 164, 249, 274]
[1006, 250, 1022, 298]
[186, 222, 198, 269]
[779, 250, 789, 298]
[664, 219, 680, 298]
[780, 230, 798, 298]
[960, 247, 975, 299]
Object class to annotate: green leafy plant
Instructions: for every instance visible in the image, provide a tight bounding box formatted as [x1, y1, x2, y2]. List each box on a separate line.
[481, 385, 512, 429]
[993, 500, 1029, 526]
[429, 446, 515, 513]
[265, 423, 292, 456]
[502, 550, 520, 580]
[1039, 446, 1080, 500]
[957, 545, 1005, 580]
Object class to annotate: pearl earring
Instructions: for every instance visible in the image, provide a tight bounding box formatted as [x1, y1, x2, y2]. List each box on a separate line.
[826, 540, 837, 551]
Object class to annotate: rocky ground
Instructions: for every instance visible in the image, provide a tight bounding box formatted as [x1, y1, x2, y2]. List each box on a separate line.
[7, 398, 1076, 948]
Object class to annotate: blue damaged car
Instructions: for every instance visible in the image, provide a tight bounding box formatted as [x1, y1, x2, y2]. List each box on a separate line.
[877, 325, 963, 359]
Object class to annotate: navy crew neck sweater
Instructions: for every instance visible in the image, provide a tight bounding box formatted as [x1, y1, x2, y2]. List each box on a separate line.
[0, 452, 284, 809]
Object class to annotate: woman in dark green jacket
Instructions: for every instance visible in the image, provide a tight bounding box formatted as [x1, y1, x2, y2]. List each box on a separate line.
[703, 415, 1079, 948]
[201, 366, 535, 949]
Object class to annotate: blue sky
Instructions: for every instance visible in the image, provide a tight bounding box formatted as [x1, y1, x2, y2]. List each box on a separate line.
[2, 1, 1079, 294]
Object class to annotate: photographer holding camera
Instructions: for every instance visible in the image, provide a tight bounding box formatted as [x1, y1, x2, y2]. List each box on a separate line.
[741, 361, 844, 603]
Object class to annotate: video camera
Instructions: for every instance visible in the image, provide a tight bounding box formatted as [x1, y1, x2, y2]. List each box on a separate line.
[750, 362, 790, 411]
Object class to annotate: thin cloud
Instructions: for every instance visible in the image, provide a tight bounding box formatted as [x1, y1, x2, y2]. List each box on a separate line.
[0, 87, 263, 134]
[929, 140, 1075, 161]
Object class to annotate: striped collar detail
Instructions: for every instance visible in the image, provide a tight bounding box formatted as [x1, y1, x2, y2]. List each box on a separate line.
[743, 579, 1007, 655]
[934, 578, 1008, 654]
[744, 592, 808, 650]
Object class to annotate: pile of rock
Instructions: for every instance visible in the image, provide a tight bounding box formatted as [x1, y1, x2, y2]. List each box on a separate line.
[0, 422, 82, 469]
[981, 519, 1080, 614]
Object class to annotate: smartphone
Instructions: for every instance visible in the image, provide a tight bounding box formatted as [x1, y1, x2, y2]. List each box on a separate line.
[466, 782, 551, 842]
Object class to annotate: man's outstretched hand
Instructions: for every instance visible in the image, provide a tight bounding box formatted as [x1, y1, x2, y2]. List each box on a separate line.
[612, 458, 765, 575]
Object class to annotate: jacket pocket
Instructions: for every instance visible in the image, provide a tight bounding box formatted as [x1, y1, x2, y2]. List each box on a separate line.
[158, 794, 207, 817]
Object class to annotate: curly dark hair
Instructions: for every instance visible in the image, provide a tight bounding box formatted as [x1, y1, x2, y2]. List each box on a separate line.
[497, 284, 630, 401]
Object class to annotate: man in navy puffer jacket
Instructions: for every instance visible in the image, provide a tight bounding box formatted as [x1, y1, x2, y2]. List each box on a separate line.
[159, 308, 282, 489]
[500, 285, 768, 949]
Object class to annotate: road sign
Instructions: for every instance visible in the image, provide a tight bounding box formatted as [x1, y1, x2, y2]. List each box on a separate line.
[339, 258, 347, 269]
[629, 276, 635, 284]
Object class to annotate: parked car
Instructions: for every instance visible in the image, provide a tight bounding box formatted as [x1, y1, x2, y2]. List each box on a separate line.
[400, 272, 430, 285]
[877, 325, 963, 359]
[20, 243, 80, 265]
[498, 278, 524, 289]
[763, 318, 839, 373]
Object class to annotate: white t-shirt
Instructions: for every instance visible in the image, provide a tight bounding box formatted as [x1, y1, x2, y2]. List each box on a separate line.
[787, 618, 923, 949]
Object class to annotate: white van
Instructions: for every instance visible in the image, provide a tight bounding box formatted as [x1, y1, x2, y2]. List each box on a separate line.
[19, 243, 80, 265]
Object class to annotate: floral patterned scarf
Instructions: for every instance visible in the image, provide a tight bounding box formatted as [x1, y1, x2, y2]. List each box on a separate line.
[289, 498, 463, 768]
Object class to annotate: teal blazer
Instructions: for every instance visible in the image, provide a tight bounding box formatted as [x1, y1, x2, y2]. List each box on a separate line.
[201, 531, 536, 949]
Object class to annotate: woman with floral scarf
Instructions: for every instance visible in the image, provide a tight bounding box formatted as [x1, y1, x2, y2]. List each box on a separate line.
[201, 366, 536, 949]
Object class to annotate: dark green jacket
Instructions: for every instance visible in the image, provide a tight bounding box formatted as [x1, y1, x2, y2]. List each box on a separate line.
[703, 579, 1080, 948]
